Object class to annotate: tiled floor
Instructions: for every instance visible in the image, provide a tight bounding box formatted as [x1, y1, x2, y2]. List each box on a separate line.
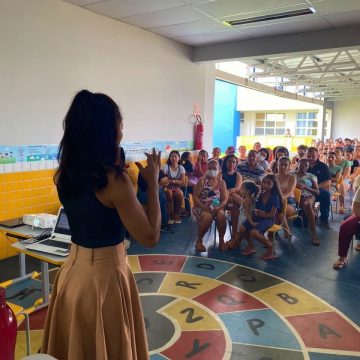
[128, 211, 360, 328]
[2, 202, 360, 359]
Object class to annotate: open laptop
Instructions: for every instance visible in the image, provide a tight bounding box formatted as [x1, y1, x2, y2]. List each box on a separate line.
[26, 207, 71, 256]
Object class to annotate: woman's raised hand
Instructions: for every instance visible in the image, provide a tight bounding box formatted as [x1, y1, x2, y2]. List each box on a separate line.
[135, 148, 161, 187]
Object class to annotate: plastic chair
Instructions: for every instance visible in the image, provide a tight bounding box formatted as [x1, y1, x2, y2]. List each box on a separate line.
[267, 198, 287, 254]
[286, 188, 304, 243]
[182, 175, 192, 215]
[8, 303, 31, 356]
[332, 175, 343, 212]
[189, 211, 232, 249]
[0, 272, 40, 356]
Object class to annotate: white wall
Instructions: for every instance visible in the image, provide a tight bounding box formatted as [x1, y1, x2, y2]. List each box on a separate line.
[332, 99, 360, 138]
[237, 88, 323, 137]
[0, 0, 208, 146]
[237, 87, 323, 112]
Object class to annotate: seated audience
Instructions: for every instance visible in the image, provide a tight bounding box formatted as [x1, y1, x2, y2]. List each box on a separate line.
[221, 155, 243, 233]
[276, 156, 297, 220]
[345, 148, 360, 186]
[137, 170, 174, 233]
[344, 137, 354, 151]
[180, 151, 194, 178]
[192, 159, 228, 252]
[193, 149, 209, 180]
[225, 146, 236, 156]
[237, 150, 265, 184]
[270, 146, 289, 174]
[333, 186, 360, 270]
[227, 180, 259, 250]
[292, 158, 320, 245]
[257, 148, 271, 172]
[253, 142, 262, 152]
[238, 145, 247, 161]
[209, 146, 223, 168]
[327, 151, 344, 213]
[238, 174, 281, 260]
[335, 147, 351, 180]
[180, 151, 195, 215]
[162, 150, 185, 224]
[307, 147, 331, 228]
[354, 144, 360, 162]
[291, 145, 308, 168]
[267, 147, 274, 162]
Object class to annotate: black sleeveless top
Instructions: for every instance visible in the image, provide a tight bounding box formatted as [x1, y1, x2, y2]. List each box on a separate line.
[222, 172, 237, 189]
[59, 183, 125, 248]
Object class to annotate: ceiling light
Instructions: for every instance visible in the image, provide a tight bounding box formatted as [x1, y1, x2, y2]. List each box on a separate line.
[225, 8, 316, 26]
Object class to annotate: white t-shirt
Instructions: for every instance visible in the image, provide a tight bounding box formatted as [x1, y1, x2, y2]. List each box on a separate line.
[162, 164, 185, 180]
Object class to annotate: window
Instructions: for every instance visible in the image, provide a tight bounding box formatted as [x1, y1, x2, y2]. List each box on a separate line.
[296, 112, 318, 136]
[255, 113, 286, 136]
[239, 111, 244, 123]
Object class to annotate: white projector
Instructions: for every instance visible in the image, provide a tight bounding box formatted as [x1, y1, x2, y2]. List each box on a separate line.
[22, 214, 57, 229]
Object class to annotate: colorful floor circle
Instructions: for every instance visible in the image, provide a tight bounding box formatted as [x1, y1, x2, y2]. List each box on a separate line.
[128, 254, 360, 360]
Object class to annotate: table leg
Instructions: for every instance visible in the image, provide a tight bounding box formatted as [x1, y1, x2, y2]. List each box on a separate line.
[19, 253, 26, 277]
[41, 261, 49, 304]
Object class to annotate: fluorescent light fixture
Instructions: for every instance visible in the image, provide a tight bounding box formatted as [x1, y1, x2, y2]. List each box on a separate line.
[225, 7, 316, 26]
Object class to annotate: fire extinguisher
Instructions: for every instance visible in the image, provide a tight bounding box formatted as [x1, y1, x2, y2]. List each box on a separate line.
[194, 115, 204, 150]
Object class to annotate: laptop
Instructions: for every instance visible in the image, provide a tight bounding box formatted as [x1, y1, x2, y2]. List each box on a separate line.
[26, 207, 71, 257]
[0, 218, 24, 228]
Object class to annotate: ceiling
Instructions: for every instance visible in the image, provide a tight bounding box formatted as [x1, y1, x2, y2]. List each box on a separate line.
[63, 0, 360, 101]
[232, 48, 360, 101]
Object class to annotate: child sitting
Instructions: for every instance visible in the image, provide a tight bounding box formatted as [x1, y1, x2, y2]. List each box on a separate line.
[227, 180, 259, 250]
[240, 174, 281, 260]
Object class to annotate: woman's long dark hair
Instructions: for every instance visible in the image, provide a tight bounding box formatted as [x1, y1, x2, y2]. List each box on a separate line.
[221, 154, 237, 173]
[54, 90, 123, 195]
[262, 174, 281, 197]
[166, 150, 181, 165]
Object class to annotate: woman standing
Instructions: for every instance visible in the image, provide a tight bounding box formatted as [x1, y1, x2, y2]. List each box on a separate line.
[42, 90, 161, 359]
[162, 150, 185, 224]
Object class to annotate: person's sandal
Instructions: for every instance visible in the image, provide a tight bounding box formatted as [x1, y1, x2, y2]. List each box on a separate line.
[227, 239, 239, 250]
[333, 258, 347, 270]
[219, 242, 228, 251]
[311, 236, 320, 246]
[195, 242, 206, 252]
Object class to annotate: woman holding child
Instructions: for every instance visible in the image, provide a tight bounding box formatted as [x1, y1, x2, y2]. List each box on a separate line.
[193, 159, 228, 252]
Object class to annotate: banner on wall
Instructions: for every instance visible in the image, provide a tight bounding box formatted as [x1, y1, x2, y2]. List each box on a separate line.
[0, 141, 193, 164]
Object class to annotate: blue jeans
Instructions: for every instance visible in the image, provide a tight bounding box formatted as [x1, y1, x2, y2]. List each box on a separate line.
[315, 188, 330, 222]
[137, 187, 168, 225]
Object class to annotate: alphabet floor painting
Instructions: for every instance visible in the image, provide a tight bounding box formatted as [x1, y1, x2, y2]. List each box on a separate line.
[15, 254, 360, 359]
[133, 255, 360, 360]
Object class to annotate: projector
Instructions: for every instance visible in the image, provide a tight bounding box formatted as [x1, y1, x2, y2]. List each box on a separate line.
[22, 214, 57, 229]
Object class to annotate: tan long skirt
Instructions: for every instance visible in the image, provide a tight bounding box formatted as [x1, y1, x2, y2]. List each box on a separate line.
[41, 242, 149, 360]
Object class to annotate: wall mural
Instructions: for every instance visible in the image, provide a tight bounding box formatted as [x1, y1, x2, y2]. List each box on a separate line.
[0, 141, 194, 164]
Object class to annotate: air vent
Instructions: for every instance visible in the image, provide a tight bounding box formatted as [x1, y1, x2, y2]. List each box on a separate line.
[226, 7, 315, 26]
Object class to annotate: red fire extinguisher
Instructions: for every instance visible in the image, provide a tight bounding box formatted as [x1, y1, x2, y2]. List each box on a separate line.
[194, 115, 204, 150]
